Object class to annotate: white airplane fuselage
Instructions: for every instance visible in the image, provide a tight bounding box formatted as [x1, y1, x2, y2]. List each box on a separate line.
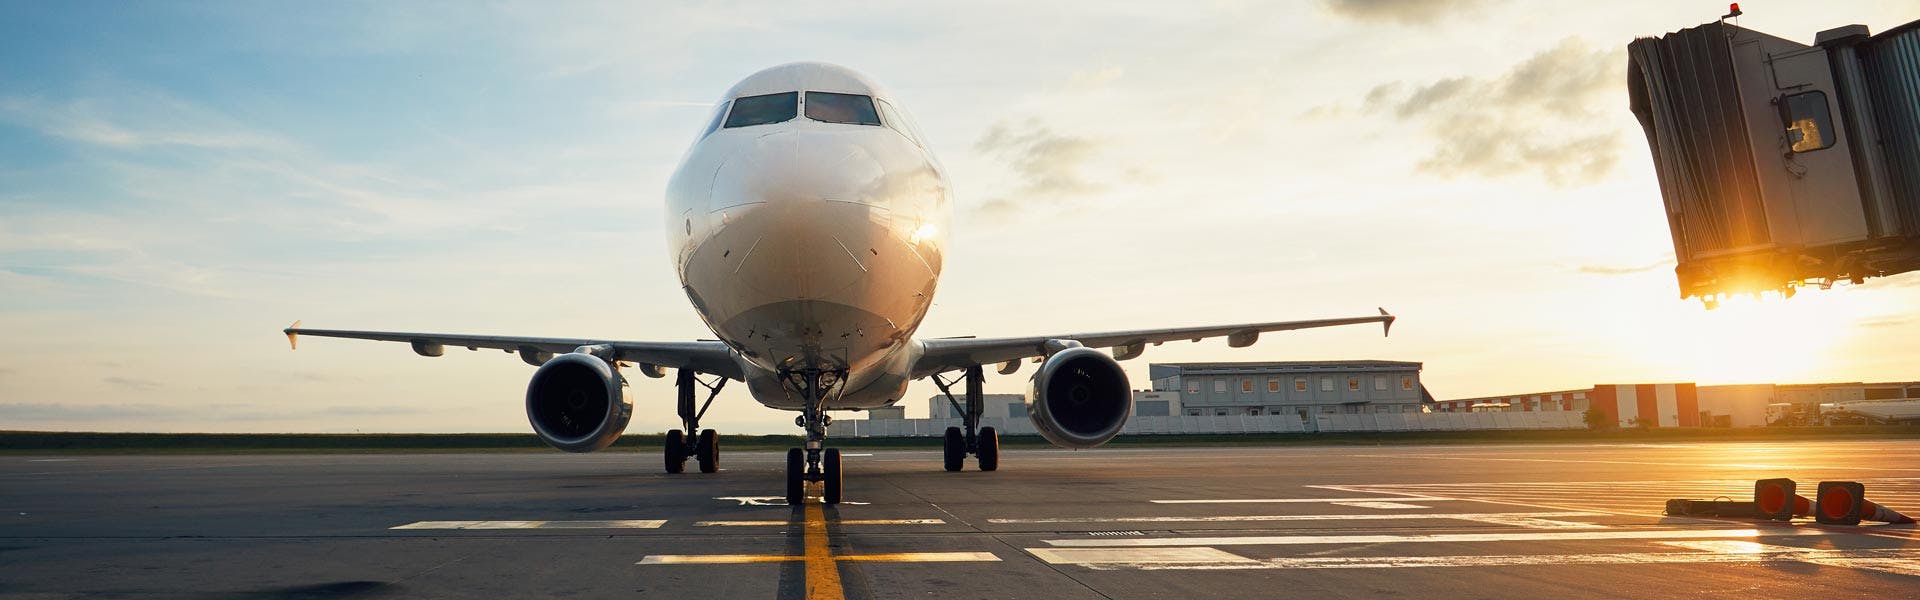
[664, 63, 951, 410]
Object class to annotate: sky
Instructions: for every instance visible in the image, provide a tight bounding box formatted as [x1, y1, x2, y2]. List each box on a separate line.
[2, 0, 1919, 434]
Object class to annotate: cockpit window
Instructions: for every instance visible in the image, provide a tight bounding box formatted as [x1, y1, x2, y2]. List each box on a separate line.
[723, 92, 797, 128]
[700, 101, 730, 139]
[804, 91, 881, 126]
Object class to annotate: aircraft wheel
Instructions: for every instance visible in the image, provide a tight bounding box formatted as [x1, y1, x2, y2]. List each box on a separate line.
[785, 448, 805, 505]
[942, 427, 964, 472]
[664, 429, 687, 474]
[976, 426, 999, 472]
[696, 429, 719, 473]
[823, 448, 843, 504]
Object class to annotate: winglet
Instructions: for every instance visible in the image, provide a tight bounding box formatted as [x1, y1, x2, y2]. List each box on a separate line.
[1378, 307, 1395, 337]
[285, 320, 301, 350]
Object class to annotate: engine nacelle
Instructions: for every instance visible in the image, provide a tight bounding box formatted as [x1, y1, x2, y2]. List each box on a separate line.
[525, 352, 633, 453]
[1027, 347, 1131, 448]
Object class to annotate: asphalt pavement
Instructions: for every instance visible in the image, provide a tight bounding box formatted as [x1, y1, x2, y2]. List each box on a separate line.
[4, 440, 1920, 599]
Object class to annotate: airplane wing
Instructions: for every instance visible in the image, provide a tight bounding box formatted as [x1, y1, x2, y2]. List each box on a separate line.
[283, 323, 745, 380]
[910, 309, 1394, 378]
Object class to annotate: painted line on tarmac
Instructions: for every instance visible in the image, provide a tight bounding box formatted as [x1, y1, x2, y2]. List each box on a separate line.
[696, 518, 945, 527]
[1329, 501, 1428, 509]
[1152, 497, 1460, 504]
[1027, 547, 1255, 566]
[1027, 541, 1920, 572]
[1042, 527, 1835, 547]
[391, 520, 666, 530]
[987, 511, 1604, 526]
[639, 552, 999, 565]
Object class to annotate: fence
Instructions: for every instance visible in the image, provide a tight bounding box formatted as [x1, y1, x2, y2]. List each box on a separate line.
[839, 411, 1585, 437]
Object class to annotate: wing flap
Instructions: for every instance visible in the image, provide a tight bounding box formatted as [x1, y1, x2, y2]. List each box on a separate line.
[911, 310, 1394, 378]
[283, 325, 744, 380]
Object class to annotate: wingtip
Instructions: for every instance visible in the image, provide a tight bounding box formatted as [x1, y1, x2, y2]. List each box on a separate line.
[285, 320, 301, 350]
[1378, 307, 1395, 337]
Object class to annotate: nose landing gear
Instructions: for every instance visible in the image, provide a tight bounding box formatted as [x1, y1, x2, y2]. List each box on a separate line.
[783, 369, 847, 505]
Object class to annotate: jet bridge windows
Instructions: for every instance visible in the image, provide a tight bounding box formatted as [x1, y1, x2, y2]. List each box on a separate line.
[723, 92, 798, 128]
[1783, 91, 1834, 153]
[804, 91, 882, 126]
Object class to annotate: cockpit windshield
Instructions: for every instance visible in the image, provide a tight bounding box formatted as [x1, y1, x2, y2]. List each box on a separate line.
[723, 92, 798, 128]
[804, 92, 881, 126]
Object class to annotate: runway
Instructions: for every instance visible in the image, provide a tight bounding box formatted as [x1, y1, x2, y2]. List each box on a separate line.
[5, 440, 1920, 598]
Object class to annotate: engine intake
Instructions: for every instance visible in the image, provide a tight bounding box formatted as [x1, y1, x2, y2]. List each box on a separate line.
[1027, 347, 1131, 448]
[525, 352, 632, 452]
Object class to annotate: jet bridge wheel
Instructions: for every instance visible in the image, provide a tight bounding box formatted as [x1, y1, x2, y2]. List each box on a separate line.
[696, 429, 719, 473]
[976, 426, 999, 472]
[822, 448, 843, 504]
[785, 448, 806, 505]
[664, 429, 688, 474]
[942, 427, 965, 472]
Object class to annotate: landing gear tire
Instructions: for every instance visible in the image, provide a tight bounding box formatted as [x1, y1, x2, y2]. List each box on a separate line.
[785, 447, 805, 505]
[976, 426, 999, 472]
[942, 427, 965, 472]
[665, 429, 687, 474]
[823, 448, 843, 504]
[696, 429, 719, 473]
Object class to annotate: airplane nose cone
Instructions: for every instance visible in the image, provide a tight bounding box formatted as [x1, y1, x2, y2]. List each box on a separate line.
[710, 131, 889, 210]
[704, 130, 898, 302]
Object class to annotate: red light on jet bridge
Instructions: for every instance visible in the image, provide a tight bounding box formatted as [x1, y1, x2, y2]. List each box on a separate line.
[1727, 3, 1742, 17]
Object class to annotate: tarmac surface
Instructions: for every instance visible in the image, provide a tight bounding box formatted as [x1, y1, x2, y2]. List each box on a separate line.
[5, 440, 1920, 599]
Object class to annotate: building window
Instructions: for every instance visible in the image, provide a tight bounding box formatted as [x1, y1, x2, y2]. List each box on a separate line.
[1401, 376, 1413, 391]
[1268, 378, 1280, 393]
[1295, 378, 1308, 392]
[1320, 378, 1334, 392]
[1374, 376, 1388, 391]
[1348, 377, 1360, 391]
[1247, 407, 1262, 416]
[1213, 379, 1227, 393]
[1241, 379, 1253, 393]
[1186, 409, 1202, 416]
[1214, 408, 1229, 416]
[1186, 380, 1200, 394]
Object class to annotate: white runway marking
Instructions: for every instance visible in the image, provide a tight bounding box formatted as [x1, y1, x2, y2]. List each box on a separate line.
[1329, 501, 1428, 509]
[696, 518, 945, 527]
[1029, 547, 1256, 566]
[26, 458, 77, 462]
[1029, 543, 1920, 572]
[1044, 527, 1834, 548]
[714, 496, 869, 506]
[986, 511, 1603, 525]
[638, 552, 999, 564]
[1152, 497, 1457, 504]
[392, 520, 666, 530]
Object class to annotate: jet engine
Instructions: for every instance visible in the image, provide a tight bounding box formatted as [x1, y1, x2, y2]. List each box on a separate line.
[1027, 346, 1131, 448]
[525, 352, 633, 452]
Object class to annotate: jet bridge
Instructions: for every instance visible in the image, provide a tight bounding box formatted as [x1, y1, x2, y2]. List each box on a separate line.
[1628, 15, 1920, 305]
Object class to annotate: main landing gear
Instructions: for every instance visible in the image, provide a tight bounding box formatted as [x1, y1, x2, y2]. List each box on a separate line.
[665, 369, 727, 474]
[784, 369, 846, 505]
[932, 365, 998, 473]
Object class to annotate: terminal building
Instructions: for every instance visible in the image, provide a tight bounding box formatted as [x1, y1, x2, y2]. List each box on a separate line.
[1431, 381, 1920, 427]
[1148, 361, 1430, 419]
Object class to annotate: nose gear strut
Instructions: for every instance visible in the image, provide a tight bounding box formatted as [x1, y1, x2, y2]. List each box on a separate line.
[782, 368, 847, 504]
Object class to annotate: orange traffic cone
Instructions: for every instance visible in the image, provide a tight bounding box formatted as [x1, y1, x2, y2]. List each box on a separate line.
[1815, 481, 1916, 525]
[1754, 478, 1813, 521]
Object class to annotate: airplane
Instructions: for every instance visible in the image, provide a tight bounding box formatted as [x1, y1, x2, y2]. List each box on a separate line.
[284, 62, 1395, 505]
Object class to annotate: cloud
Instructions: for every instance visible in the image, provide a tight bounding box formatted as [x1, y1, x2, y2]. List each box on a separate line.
[1321, 0, 1491, 25]
[102, 376, 163, 392]
[1860, 316, 1912, 329]
[0, 97, 288, 151]
[1355, 37, 1625, 186]
[1576, 260, 1673, 275]
[972, 120, 1106, 218]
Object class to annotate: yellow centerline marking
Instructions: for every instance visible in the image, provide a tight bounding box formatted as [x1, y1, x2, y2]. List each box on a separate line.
[804, 501, 845, 600]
